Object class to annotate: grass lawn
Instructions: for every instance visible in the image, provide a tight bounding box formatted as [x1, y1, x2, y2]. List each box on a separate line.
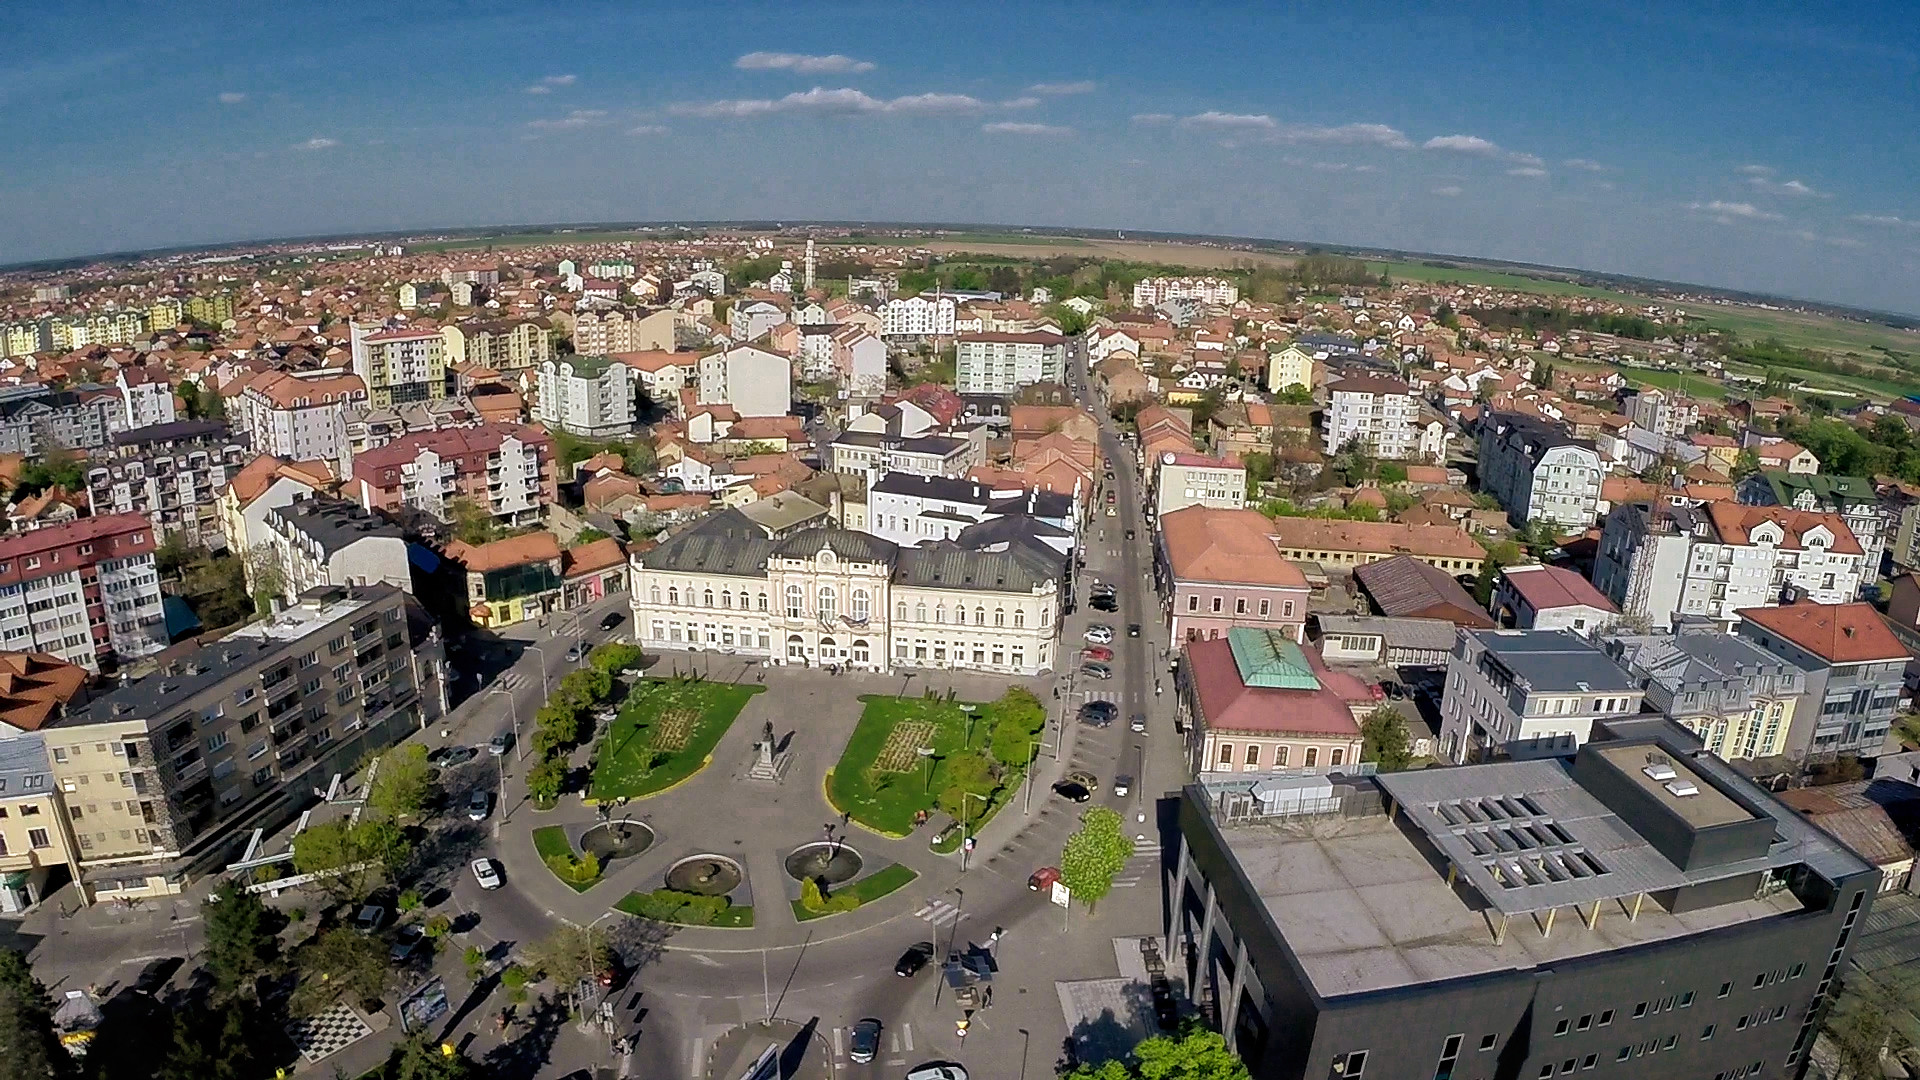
[828, 692, 1045, 837]
[613, 889, 754, 928]
[590, 678, 763, 800]
[531, 826, 601, 893]
[791, 863, 919, 922]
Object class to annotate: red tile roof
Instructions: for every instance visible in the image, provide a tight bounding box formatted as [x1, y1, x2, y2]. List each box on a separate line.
[1705, 503, 1862, 556]
[1737, 602, 1908, 664]
[1186, 635, 1362, 738]
[1499, 565, 1617, 613]
[1161, 507, 1306, 588]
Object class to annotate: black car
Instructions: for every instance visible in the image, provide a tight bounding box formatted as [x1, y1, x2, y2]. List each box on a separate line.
[849, 1019, 881, 1064]
[1078, 700, 1118, 726]
[1091, 596, 1119, 613]
[1127, 623, 1142, 637]
[1125, 529, 1135, 540]
[1052, 780, 1092, 803]
[894, 941, 935, 977]
[600, 612, 623, 631]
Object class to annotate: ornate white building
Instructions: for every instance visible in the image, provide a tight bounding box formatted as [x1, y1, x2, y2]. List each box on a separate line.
[629, 518, 1062, 675]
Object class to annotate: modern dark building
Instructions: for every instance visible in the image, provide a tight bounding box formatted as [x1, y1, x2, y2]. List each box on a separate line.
[1168, 717, 1878, 1080]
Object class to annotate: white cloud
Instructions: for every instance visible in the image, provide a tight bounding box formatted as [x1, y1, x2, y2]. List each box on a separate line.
[1181, 111, 1276, 130]
[1424, 134, 1501, 155]
[1432, 185, 1463, 197]
[217, 91, 246, 104]
[527, 74, 576, 94]
[672, 87, 989, 118]
[1737, 163, 1775, 176]
[528, 109, 608, 130]
[999, 96, 1041, 109]
[1028, 80, 1095, 95]
[735, 51, 875, 74]
[1507, 167, 1549, 177]
[627, 124, 669, 136]
[1563, 158, 1609, 172]
[1508, 152, 1544, 168]
[1273, 122, 1411, 149]
[1691, 200, 1784, 223]
[1130, 113, 1174, 124]
[1312, 161, 1380, 173]
[1851, 213, 1919, 230]
[1748, 176, 1827, 198]
[983, 122, 1072, 136]
[294, 137, 337, 151]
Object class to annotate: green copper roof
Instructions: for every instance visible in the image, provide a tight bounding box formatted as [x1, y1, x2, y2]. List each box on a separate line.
[1763, 470, 1874, 507]
[1226, 628, 1322, 690]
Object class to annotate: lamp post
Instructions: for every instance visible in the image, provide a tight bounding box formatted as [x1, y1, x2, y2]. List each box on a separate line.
[917, 746, 936, 794]
[490, 684, 521, 777]
[525, 644, 551, 699]
[960, 791, 987, 873]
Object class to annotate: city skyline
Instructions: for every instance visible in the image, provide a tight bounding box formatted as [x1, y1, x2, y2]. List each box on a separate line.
[5, 1, 1918, 314]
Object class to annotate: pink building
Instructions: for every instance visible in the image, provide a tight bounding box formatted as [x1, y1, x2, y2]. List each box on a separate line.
[1157, 506, 1309, 644]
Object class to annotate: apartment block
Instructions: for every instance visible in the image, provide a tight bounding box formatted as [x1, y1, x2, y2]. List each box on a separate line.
[571, 308, 679, 355]
[442, 318, 552, 373]
[1153, 451, 1247, 518]
[533, 355, 639, 438]
[1625, 387, 1700, 439]
[0, 387, 128, 456]
[349, 423, 554, 526]
[45, 584, 432, 900]
[1606, 623, 1804, 761]
[1323, 374, 1421, 459]
[1736, 602, 1908, 761]
[115, 365, 176, 430]
[1130, 276, 1239, 307]
[349, 323, 449, 407]
[236, 370, 368, 466]
[1595, 502, 1865, 629]
[1478, 411, 1606, 528]
[0, 514, 165, 673]
[881, 296, 956, 337]
[1740, 471, 1891, 580]
[85, 441, 250, 549]
[954, 332, 1067, 395]
[696, 344, 791, 419]
[261, 497, 412, 601]
[1438, 628, 1645, 763]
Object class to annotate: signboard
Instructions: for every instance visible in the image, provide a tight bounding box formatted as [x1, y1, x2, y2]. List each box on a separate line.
[397, 977, 449, 1034]
[1050, 880, 1071, 908]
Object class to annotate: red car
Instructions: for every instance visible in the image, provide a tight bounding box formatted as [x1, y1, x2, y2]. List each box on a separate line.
[1028, 866, 1061, 892]
[1082, 645, 1114, 662]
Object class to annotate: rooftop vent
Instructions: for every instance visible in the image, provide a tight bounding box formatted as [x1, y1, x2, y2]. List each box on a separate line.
[1664, 780, 1700, 798]
[1643, 763, 1678, 782]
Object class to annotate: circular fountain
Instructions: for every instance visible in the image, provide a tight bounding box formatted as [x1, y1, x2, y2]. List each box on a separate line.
[665, 854, 744, 896]
[784, 842, 863, 887]
[579, 819, 654, 863]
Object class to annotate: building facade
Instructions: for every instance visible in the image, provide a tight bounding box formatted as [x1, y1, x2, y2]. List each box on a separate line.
[533, 355, 639, 438]
[1740, 472, 1890, 581]
[0, 514, 165, 672]
[880, 296, 956, 337]
[0, 388, 128, 457]
[1179, 630, 1365, 778]
[236, 370, 368, 466]
[1323, 375, 1422, 460]
[697, 345, 792, 419]
[1438, 628, 1645, 763]
[1131, 276, 1239, 307]
[441, 318, 552, 372]
[260, 497, 412, 601]
[349, 324, 449, 407]
[954, 332, 1067, 395]
[1606, 624, 1804, 761]
[1736, 602, 1908, 761]
[1478, 412, 1605, 528]
[630, 524, 1061, 676]
[1153, 452, 1248, 518]
[349, 423, 555, 525]
[85, 442, 250, 549]
[115, 366, 176, 430]
[1158, 507, 1310, 645]
[571, 308, 678, 355]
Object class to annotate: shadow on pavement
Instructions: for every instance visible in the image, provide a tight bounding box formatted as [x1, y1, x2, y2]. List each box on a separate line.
[1064, 1007, 1139, 1070]
[437, 969, 501, 1045]
[780, 1016, 820, 1079]
[480, 992, 568, 1080]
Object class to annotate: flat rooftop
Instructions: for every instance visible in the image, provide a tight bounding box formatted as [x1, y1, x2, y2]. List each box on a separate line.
[1214, 811, 1804, 999]
[1593, 743, 1751, 828]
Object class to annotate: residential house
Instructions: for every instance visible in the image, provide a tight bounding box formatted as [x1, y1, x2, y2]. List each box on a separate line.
[1157, 507, 1309, 644]
[1437, 628, 1644, 763]
[115, 366, 176, 430]
[1267, 519, 1487, 577]
[235, 370, 367, 467]
[1736, 602, 1907, 760]
[85, 442, 250, 549]
[1491, 564, 1618, 636]
[1605, 623, 1804, 761]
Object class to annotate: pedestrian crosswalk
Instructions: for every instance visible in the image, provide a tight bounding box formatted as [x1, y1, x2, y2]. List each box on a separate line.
[1112, 845, 1166, 889]
[494, 673, 526, 694]
[829, 1024, 913, 1065]
[912, 899, 963, 927]
[1082, 689, 1120, 705]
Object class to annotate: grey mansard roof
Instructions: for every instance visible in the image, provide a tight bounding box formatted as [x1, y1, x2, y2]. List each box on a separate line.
[640, 522, 1055, 594]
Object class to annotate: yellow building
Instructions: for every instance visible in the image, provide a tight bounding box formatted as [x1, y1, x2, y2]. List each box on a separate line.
[0, 741, 82, 913]
[186, 293, 235, 327]
[1, 323, 41, 358]
[1265, 344, 1316, 394]
[148, 297, 184, 331]
[443, 318, 552, 372]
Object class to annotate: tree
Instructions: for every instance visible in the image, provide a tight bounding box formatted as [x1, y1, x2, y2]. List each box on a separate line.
[366, 744, 434, 822]
[1824, 976, 1905, 1080]
[1272, 383, 1314, 406]
[0, 948, 67, 1080]
[1060, 1028, 1251, 1080]
[385, 1036, 477, 1080]
[292, 928, 389, 1015]
[525, 925, 610, 988]
[201, 882, 280, 999]
[526, 757, 566, 805]
[572, 527, 611, 544]
[291, 819, 411, 899]
[1361, 707, 1414, 772]
[1059, 806, 1134, 912]
[155, 1000, 263, 1080]
[1473, 538, 1524, 608]
[244, 544, 287, 611]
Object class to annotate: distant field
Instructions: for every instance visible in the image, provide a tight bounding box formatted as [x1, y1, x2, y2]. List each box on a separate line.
[1371, 261, 1646, 304]
[920, 238, 1299, 269]
[408, 229, 657, 253]
[1684, 304, 1920, 358]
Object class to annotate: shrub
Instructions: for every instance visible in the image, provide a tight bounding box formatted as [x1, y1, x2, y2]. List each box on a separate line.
[397, 889, 424, 913]
[797, 877, 858, 914]
[543, 851, 601, 885]
[424, 914, 452, 938]
[501, 964, 530, 989]
[590, 642, 644, 673]
[527, 757, 566, 804]
[617, 888, 732, 925]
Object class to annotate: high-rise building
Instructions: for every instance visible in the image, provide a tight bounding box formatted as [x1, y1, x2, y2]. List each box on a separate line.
[349, 423, 554, 525]
[954, 332, 1067, 395]
[0, 514, 166, 672]
[349, 323, 449, 407]
[533, 355, 639, 438]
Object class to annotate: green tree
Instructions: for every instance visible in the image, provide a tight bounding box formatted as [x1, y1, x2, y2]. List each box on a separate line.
[201, 882, 280, 999]
[525, 925, 610, 988]
[1361, 706, 1414, 772]
[1060, 1028, 1251, 1080]
[290, 819, 411, 899]
[1473, 538, 1524, 608]
[1272, 383, 1315, 405]
[1060, 806, 1134, 912]
[1824, 976, 1905, 1080]
[292, 928, 389, 1015]
[155, 1000, 262, 1080]
[572, 527, 611, 544]
[366, 744, 434, 821]
[526, 757, 566, 805]
[244, 544, 288, 612]
[385, 1036, 478, 1080]
[0, 948, 67, 1080]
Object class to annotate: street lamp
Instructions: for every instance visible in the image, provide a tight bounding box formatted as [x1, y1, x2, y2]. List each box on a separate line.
[525, 644, 552, 699]
[917, 746, 936, 794]
[960, 791, 987, 872]
[489, 684, 522, 775]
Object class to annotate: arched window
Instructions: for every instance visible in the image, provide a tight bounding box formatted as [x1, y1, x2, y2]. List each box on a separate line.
[818, 586, 836, 621]
[851, 639, 870, 664]
[1013, 609, 1024, 629]
[1305, 747, 1319, 767]
[721, 590, 732, 609]
[852, 590, 870, 621]
[702, 588, 714, 608]
[934, 605, 944, 624]
[649, 585, 661, 605]
[1040, 606, 1050, 627]
[897, 601, 907, 621]
[667, 587, 679, 606]
[994, 608, 1006, 627]
[974, 607, 985, 626]
[1330, 748, 1344, 766]
[757, 592, 768, 612]
[1276, 745, 1289, 767]
[786, 635, 805, 660]
[785, 584, 804, 619]
[915, 602, 927, 622]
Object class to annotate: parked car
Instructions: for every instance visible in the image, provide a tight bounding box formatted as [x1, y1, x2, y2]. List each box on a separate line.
[894, 941, 935, 978]
[565, 641, 584, 662]
[1082, 645, 1113, 662]
[1078, 701, 1118, 727]
[1130, 712, 1148, 733]
[1113, 774, 1132, 797]
[599, 612, 623, 631]
[1028, 866, 1061, 892]
[1052, 780, 1092, 803]
[488, 732, 514, 756]
[466, 789, 492, 822]
[1085, 625, 1114, 644]
[389, 924, 425, 963]
[907, 1065, 970, 1080]
[849, 1019, 882, 1064]
[1065, 770, 1099, 792]
[352, 904, 389, 933]
[1090, 596, 1119, 613]
[1127, 623, 1142, 638]
[1080, 662, 1113, 680]
[428, 745, 478, 769]
[472, 858, 503, 890]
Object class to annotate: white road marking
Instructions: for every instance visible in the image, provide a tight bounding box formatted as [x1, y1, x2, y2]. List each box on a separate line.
[889, 1033, 899, 1052]
[688, 953, 721, 968]
[902, 1024, 913, 1052]
[688, 1037, 704, 1077]
[832, 1027, 844, 1057]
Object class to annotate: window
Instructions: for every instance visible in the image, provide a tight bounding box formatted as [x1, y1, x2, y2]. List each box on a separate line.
[1615, 1048, 1630, 1063]
[1598, 1010, 1614, 1026]
[786, 585, 804, 619]
[1211, 596, 1223, 613]
[1788, 963, 1805, 979]
[1554, 1020, 1570, 1037]
[1701, 1024, 1715, 1040]
[1187, 595, 1198, 612]
[1719, 982, 1731, 998]
[1331, 748, 1344, 766]
[995, 608, 1006, 627]
[1305, 747, 1319, 767]
[1661, 1035, 1676, 1051]
[1434, 1034, 1463, 1080]
[1276, 745, 1288, 767]
[852, 590, 870, 622]
[1576, 1015, 1592, 1032]
[1753, 973, 1766, 989]
[818, 587, 836, 621]
[1217, 743, 1234, 766]
[26, 828, 48, 849]
[1772, 1005, 1786, 1021]
[1537, 1067, 1554, 1079]
[1632, 1002, 1647, 1019]
[1245, 745, 1260, 767]
[1283, 600, 1294, 618]
[1579, 1055, 1595, 1071]
[1680, 991, 1694, 1008]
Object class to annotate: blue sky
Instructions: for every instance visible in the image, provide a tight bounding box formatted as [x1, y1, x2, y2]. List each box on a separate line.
[4, 1, 1919, 314]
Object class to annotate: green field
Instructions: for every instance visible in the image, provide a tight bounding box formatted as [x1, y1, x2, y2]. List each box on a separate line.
[409, 229, 664, 253]
[827, 691, 1045, 837]
[1372, 260, 1645, 304]
[590, 679, 764, 800]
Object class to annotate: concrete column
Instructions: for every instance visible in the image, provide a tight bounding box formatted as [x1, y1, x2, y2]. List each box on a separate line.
[1222, 937, 1249, 1052]
[1165, 836, 1190, 956]
[1194, 879, 1218, 990]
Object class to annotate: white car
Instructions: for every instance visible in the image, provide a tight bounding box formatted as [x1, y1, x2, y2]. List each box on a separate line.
[472, 858, 503, 890]
[1085, 625, 1115, 645]
[906, 1066, 969, 1080]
